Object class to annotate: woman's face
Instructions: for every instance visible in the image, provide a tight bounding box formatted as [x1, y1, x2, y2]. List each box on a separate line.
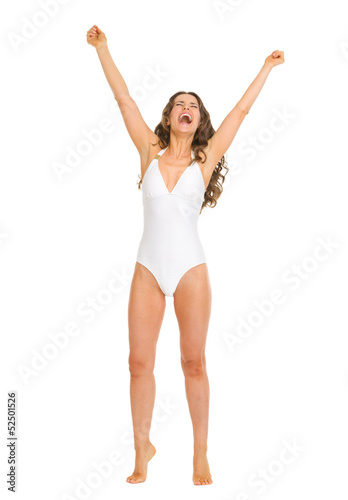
[167, 94, 201, 133]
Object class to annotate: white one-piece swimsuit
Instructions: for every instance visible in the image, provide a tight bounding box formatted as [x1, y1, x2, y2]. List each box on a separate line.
[136, 146, 207, 297]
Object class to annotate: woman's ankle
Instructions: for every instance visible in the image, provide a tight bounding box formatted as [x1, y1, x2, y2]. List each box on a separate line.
[134, 439, 151, 451]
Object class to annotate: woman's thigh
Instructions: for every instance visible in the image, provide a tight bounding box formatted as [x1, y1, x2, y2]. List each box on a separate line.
[173, 263, 212, 364]
[128, 262, 166, 369]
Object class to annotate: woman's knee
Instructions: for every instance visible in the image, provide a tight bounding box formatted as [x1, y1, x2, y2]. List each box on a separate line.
[128, 354, 155, 377]
[181, 356, 206, 377]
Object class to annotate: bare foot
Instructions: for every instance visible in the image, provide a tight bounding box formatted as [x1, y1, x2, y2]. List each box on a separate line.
[126, 442, 156, 484]
[193, 450, 213, 485]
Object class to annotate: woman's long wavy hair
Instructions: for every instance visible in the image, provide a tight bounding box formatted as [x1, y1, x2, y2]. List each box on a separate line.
[136, 90, 228, 212]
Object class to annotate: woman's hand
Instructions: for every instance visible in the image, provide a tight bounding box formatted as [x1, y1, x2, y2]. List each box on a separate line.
[265, 50, 285, 68]
[86, 25, 107, 49]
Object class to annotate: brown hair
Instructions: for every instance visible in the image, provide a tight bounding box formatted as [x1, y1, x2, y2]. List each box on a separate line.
[136, 90, 228, 212]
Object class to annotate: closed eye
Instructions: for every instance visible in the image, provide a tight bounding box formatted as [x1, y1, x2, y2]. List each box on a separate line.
[175, 103, 198, 108]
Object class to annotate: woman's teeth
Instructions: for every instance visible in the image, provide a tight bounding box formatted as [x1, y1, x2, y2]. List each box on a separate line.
[179, 113, 192, 123]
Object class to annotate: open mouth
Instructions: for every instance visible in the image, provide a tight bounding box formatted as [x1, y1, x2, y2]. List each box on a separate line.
[179, 112, 192, 123]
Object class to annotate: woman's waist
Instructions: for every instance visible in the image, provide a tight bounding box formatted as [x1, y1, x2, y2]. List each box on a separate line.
[139, 220, 202, 245]
[137, 232, 205, 260]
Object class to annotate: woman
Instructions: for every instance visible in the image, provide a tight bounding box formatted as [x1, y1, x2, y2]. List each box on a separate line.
[87, 24, 284, 486]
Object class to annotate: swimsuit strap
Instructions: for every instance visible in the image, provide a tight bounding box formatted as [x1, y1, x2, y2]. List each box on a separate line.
[154, 146, 168, 160]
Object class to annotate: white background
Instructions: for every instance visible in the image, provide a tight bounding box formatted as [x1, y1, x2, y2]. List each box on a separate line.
[1, 0, 348, 498]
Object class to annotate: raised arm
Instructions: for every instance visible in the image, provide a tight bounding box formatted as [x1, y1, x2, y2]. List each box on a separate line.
[86, 25, 158, 157]
[206, 50, 285, 169]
